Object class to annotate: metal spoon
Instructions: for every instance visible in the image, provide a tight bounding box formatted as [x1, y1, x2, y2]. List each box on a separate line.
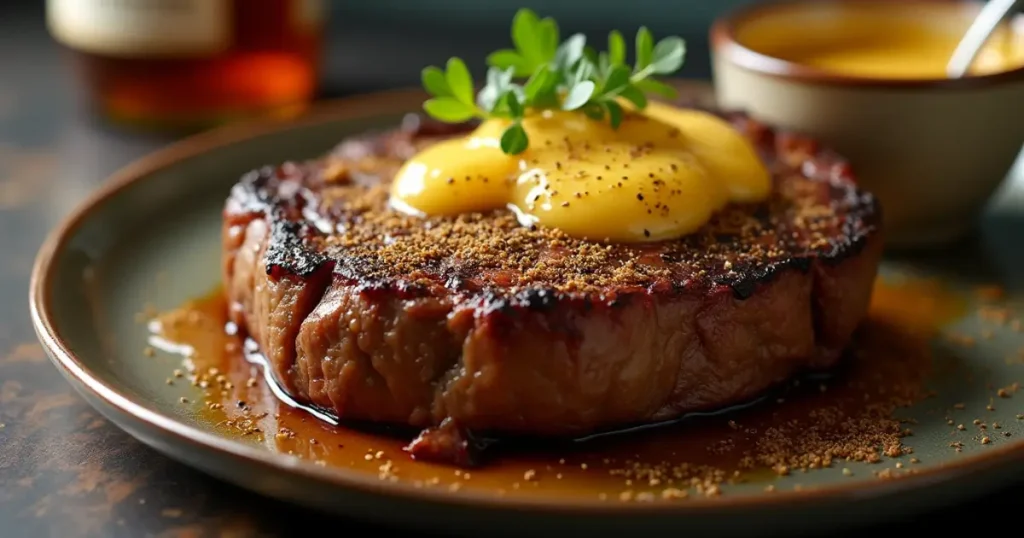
[946, 0, 1021, 78]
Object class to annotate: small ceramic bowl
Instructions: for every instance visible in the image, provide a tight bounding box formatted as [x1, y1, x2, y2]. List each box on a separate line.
[710, 0, 1024, 249]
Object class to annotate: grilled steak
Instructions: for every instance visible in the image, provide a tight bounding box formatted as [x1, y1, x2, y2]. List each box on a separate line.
[221, 106, 883, 465]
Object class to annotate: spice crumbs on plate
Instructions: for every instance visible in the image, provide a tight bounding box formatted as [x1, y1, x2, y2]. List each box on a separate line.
[636, 492, 657, 502]
[997, 382, 1020, 398]
[662, 488, 688, 500]
[151, 270, 1024, 502]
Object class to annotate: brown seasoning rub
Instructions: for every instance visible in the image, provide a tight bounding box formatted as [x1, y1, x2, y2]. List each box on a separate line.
[217, 104, 886, 461]
[293, 134, 874, 296]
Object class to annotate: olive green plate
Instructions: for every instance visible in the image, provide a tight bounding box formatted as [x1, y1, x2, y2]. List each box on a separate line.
[29, 88, 1024, 537]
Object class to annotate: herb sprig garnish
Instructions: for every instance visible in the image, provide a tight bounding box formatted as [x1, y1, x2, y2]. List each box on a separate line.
[420, 8, 686, 155]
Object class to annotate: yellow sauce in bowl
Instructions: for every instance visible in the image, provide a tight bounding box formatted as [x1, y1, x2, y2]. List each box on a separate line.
[733, 1, 1024, 79]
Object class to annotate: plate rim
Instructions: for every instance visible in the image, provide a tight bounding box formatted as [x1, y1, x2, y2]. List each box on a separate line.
[27, 85, 1024, 516]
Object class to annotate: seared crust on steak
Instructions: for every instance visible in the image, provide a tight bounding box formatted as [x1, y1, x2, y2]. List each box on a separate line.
[221, 106, 883, 463]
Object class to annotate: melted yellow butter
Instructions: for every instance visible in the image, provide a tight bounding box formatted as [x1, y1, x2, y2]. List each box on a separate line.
[389, 102, 770, 242]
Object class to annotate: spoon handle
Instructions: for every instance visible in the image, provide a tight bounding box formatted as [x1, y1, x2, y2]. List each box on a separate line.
[946, 0, 1021, 78]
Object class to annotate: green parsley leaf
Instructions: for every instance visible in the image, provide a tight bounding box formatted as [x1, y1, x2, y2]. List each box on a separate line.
[418, 8, 687, 154]
[605, 100, 624, 129]
[478, 67, 514, 112]
[635, 27, 654, 71]
[445, 58, 475, 107]
[633, 78, 679, 100]
[512, 9, 544, 65]
[582, 102, 605, 121]
[598, 52, 611, 79]
[423, 97, 477, 123]
[421, 66, 451, 97]
[582, 45, 599, 67]
[537, 17, 560, 61]
[523, 65, 555, 101]
[493, 65, 515, 90]
[486, 49, 531, 77]
[477, 87, 499, 113]
[554, 34, 586, 71]
[573, 58, 595, 86]
[504, 90, 524, 117]
[618, 85, 648, 110]
[651, 37, 686, 74]
[608, 30, 625, 66]
[500, 122, 529, 154]
[602, 64, 632, 96]
[562, 80, 595, 111]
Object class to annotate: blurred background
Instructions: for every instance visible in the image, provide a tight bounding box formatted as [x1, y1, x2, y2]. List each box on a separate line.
[0, 0, 759, 195]
[3, 0, 754, 128]
[7, 0, 751, 94]
[0, 0, 762, 229]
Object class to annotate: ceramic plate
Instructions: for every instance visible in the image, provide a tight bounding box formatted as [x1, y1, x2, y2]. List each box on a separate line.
[29, 88, 1024, 537]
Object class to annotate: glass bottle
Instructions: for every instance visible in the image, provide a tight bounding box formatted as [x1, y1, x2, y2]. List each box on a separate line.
[46, 0, 328, 132]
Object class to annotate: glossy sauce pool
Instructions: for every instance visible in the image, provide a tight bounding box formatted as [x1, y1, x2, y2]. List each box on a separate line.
[149, 276, 965, 501]
[732, 1, 1024, 79]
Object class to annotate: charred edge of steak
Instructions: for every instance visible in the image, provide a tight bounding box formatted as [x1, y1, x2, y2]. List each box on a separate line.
[264, 217, 331, 279]
[226, 109, 881, 311]
[228, 165, 334, 279]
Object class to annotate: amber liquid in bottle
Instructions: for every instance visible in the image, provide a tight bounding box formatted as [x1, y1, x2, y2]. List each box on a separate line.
[48, 0, 326, 131]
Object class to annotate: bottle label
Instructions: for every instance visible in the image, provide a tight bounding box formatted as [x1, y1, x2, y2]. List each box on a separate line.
[46, 0, 230, 57]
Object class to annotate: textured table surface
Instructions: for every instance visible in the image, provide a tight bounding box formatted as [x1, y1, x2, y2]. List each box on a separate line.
[2, 4, 1024, 538]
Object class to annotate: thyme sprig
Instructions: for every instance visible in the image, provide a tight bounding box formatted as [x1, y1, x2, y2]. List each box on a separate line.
[420, 8, 686, 155]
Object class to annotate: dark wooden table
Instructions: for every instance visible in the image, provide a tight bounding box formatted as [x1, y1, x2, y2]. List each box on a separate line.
[3, 5, 1024, 538]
